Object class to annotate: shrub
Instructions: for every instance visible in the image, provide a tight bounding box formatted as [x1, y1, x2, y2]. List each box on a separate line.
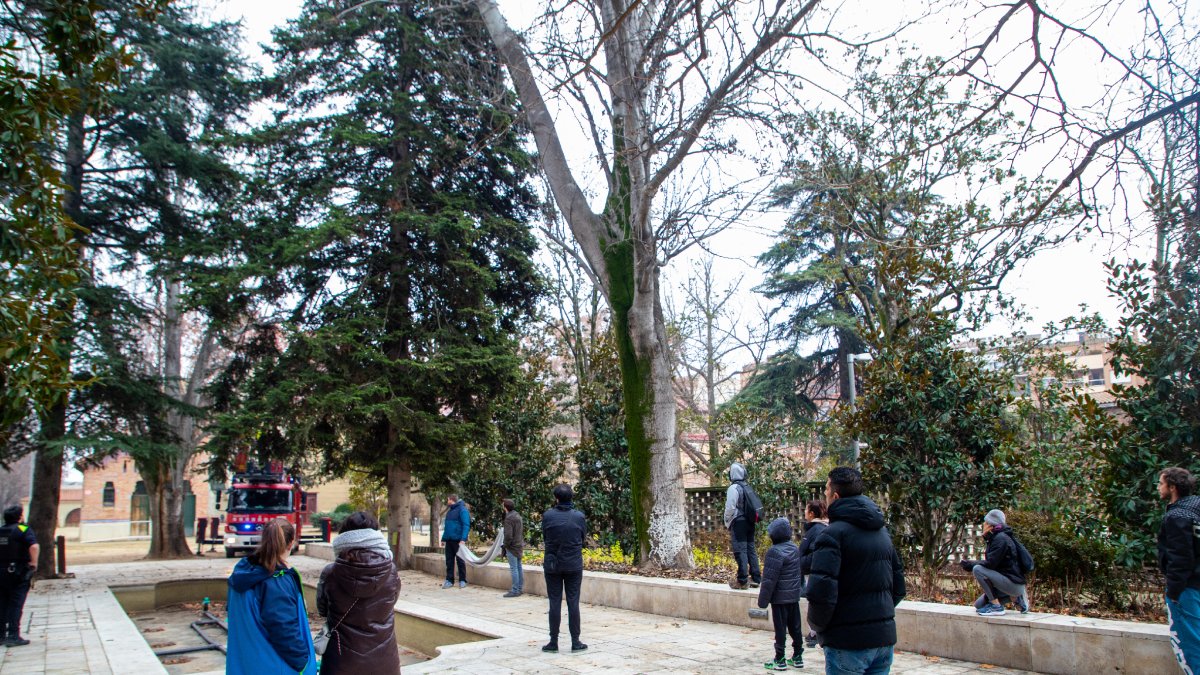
[1006, 511, 1125, 608]
[309, 510, 351, 530]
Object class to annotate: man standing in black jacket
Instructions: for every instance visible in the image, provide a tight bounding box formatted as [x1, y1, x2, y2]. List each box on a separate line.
[541, 484, 587, 653]
[1158, 467, 1200, 674]
[806, 467, 904, 675]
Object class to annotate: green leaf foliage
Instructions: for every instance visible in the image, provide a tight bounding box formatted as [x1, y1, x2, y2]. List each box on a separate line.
[1075, 224, 1200, 564]
[206, 1, 542, 494]
[846, 317, 1020, 588]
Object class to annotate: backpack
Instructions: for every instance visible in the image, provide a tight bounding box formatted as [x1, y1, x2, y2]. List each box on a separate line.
[1011, 533, 1035, 574]
[738, 483, 765, 524]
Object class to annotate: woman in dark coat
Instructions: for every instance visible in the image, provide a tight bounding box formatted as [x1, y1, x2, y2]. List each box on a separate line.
[316, 511, 401, 673]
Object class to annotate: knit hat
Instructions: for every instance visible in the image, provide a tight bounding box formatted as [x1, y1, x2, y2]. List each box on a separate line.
[984, 509, 1006, 528]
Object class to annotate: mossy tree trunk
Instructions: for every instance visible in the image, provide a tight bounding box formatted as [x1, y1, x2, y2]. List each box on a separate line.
[473, 0, 814, 567]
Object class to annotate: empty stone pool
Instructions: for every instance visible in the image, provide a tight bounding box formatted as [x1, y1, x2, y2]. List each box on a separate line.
[110, 578, 491, 673]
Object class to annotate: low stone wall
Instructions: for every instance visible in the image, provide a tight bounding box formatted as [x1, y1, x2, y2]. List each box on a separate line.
[405, 551, 1175, 675]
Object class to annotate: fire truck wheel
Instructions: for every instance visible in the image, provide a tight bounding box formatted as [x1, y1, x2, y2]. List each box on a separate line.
[226, 549, 235, 559]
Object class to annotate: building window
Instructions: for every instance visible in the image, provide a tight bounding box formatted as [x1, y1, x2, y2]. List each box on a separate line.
[1088, 368, 1105, 386]
[102, 481, 115, 507]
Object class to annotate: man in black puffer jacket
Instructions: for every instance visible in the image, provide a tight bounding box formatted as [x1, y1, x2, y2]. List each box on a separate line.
[758, 517, 805, 670]
[806, 466, 905, 674]
[540, 483, 588, 654]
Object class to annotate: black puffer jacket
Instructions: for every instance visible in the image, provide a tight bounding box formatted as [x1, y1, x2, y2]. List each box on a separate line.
[805, 495, 905, 650]
[316, 549, 400, 674]
[1158, 495, 1200, 601]
[758, 518, 803, 608]
[798, 520, 828, 579]
[541, 502, 587, 574]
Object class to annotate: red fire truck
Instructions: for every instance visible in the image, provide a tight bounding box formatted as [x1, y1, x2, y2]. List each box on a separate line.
[223, 459, 316, 558]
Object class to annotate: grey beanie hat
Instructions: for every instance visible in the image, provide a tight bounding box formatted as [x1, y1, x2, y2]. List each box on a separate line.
[984, 509, 1006, 527]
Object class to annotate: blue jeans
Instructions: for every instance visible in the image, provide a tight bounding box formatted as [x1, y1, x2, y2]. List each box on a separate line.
[823, 645, 894, 675]
[507, 552, 524, 593]
[1167, 588, 1200, 674]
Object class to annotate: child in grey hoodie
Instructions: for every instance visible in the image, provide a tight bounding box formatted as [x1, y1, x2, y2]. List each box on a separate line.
[757, 517, 804, 671]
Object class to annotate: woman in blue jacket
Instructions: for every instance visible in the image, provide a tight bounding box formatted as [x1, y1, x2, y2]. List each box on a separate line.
[227, 517, 316, 675]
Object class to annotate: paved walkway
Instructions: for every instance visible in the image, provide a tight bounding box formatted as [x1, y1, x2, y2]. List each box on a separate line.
[0, 555, 1037, 674]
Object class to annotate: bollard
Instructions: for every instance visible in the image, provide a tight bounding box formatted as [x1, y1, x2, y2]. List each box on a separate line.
[321, 517, 333, 542]
[196, 518, 208, 555]
[209, 518, 220, 552]
[56, 535, 66, 576]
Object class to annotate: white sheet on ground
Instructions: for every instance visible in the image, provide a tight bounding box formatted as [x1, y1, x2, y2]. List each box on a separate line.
[456, 532, 505, 567]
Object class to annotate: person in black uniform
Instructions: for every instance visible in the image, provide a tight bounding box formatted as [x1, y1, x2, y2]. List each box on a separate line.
[0, 504, 39, 646]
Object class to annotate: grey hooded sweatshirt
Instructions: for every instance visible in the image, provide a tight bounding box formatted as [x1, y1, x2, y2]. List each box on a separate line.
[723, 462, 748, 528]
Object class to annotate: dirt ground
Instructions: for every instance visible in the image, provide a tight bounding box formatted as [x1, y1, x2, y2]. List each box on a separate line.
[64, 539, 232, 566]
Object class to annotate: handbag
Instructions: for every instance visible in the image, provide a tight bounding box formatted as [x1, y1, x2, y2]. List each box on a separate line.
[314, 597, 357, 656]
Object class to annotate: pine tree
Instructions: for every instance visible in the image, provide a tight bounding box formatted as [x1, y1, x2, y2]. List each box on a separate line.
[22, 1, 249, 560]
[208, 0, 541, 568]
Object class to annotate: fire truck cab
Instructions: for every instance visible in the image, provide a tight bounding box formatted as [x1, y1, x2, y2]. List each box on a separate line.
[223, 461, 315, 558]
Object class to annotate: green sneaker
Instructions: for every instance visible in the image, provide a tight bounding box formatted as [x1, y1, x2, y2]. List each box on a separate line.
[764, 658, 787, 671]
[787, 655, 804, 668]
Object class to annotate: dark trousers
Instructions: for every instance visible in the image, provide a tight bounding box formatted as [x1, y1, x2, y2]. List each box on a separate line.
[444, 540, 467, 582]
[731, 520, 760, 584]
[0, 571, 30, 638]
[545, 570, 583, 642]
[771, 602, 803, 660]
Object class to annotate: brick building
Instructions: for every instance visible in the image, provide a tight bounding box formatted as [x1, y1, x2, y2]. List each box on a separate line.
[75, 452, 217, 542]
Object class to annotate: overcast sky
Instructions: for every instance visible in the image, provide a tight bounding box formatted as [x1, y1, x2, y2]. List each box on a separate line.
[207, 0, 1160, 344]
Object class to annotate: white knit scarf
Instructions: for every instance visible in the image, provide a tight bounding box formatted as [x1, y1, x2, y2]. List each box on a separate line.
[332, 527, 393, 561]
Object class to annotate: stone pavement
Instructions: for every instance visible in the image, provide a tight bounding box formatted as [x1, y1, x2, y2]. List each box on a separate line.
[0, 555, 1037, 674]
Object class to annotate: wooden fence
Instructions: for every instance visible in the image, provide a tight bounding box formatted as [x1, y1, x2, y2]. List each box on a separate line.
[685, 484, 985, 562]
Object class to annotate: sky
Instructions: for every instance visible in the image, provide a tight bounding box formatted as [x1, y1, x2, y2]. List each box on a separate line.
[206, 0, 1161, 346]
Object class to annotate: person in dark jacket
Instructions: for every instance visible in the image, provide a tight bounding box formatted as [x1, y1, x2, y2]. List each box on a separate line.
[501, 499, 525, 597]
[441, 494, 471, 589]
[806, 467, 904, 675]
[959, 509, 1027, 616]
[757, 517, 805, 671]
[227, 518, 316, 675]
[316, 511, 401, 675]
[1158, 467, 1200, 673]
[797, 500, 828, 648]
[0, 505, 38, 647]
[541, 483, 588, 653]
[723, 462, 761, 589]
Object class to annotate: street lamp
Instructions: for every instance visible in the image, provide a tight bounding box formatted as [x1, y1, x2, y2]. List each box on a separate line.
[845, 352, 874, 467]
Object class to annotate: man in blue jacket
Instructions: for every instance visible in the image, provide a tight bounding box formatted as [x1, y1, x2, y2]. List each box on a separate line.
[541, 483, 587, 653]
[1158, 467, 1200, 673]
[806, 466, 905, 675]
[442, 494, 471, 588]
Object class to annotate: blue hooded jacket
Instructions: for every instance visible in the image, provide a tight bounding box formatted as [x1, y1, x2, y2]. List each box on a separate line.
[441, 501, 471, 542]
[227, 557, 316, 675]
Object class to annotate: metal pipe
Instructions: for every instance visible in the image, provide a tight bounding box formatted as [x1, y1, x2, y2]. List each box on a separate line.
[153, 610, 229, 657]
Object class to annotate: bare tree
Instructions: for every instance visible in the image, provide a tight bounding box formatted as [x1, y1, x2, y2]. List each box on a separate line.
[667, 256, 772, 480]
[464, 0, 850, 568]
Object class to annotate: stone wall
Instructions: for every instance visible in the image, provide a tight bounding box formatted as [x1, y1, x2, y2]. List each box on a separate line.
[400, 551, 1175, 675]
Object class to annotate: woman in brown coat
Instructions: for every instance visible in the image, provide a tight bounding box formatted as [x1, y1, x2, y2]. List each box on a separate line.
[316, 512, 401, 673]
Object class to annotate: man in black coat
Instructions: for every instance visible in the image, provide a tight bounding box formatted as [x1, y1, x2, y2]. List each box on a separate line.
[1158, 467, 1200, 673]
[540, 483, 587, 653]
[806, 467, 905, 674]
[0, 505, 38, 647]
